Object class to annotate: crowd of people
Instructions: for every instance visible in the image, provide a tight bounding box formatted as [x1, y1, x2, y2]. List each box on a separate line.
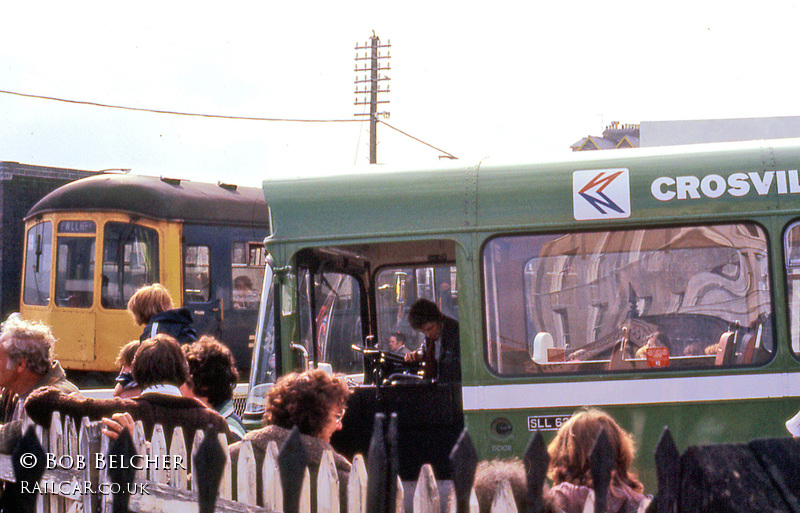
[1, 288, 798, 513]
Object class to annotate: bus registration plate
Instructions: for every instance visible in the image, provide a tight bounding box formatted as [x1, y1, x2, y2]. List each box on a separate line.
[528, 415, 571, 431]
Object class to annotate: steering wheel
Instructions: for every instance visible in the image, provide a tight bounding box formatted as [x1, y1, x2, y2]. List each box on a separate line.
[351, 344, 420, 384]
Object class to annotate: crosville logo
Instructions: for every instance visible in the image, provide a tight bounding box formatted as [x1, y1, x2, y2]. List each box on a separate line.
[573, 168, 631, 221]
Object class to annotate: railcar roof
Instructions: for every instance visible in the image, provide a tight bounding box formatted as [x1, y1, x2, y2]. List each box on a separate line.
[26, 173, 270, 228]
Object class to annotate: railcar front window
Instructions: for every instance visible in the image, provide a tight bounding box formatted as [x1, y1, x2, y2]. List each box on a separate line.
[483, 223, 773, 375]
[55, 236, 95, 308]
[102, 222, 159, 309]
[23, 221, 52, 306]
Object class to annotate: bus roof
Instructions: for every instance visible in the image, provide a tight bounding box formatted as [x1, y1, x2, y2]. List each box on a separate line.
[263, 138, 800, 243]
[26, 173, 270, 228]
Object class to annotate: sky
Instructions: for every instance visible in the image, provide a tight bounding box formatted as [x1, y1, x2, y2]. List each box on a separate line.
[1, 1, 799, 187]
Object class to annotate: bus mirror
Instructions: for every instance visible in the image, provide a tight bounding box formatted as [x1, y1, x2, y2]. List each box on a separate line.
[395, 272, 407, 304]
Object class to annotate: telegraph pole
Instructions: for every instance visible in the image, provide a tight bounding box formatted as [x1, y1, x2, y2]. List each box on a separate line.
[355, 34, 391, 164]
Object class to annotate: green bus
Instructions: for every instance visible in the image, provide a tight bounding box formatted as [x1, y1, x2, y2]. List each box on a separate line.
[244, 138, 800, 488]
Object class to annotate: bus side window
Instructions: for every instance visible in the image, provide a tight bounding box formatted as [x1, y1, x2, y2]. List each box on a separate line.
[184, 245, 210, 303]
[484, 223, 773, 376]
[23, 221, 52, 306]
[785, 221, 800, 356]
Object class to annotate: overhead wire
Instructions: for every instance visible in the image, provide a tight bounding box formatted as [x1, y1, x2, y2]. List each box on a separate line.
[0, 88, 457, 159]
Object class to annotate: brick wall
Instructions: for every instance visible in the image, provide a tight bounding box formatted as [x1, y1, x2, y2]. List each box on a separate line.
[0, 162, 97, 320]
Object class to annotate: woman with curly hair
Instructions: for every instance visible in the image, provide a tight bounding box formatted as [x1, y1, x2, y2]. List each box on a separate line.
[547, 408, 647, 513]
[229, 368, 351, 508]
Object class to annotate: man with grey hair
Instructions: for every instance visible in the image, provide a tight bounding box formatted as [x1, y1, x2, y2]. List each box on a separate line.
[0, 317, 78, 512]
[0, 316, 78, 438]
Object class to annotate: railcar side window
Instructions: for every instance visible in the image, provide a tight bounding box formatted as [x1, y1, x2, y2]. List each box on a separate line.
[184, 245, 210, 303]
[102, 222, 159, 309]
[375, 265, 458, 351]
[23, 221, 52, 306]
[231, 241, 266, 310]
[482, 223, 773, 375]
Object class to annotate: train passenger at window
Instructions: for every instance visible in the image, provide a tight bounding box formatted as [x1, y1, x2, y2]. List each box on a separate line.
[634, 332, 670, 359]
[404, 298, 461, 382]
[547, 408, 648, 513]
[232, 275, 259, 309]
[229, 369, 352, 509]
[25, 334, 229, 448]
[112, 340, 142, 398]
[182, 336, 246, 441]
[388, 332, 411, 356]
[127, 283, 198, 344]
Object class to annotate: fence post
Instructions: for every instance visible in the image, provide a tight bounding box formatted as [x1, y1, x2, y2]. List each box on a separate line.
[413, 464, 440, 513]
[366, 413, 389, 513]
[48, 411, 63, 513]
[278, 426, 309, 513]
[348, 454, 368, 513]
[13, 425, 46, 512]
[78, 418, 101, 513]
[523, 430, 549, 513]
[589, 429, 613, 513]
[106, 426, 137, 513]
[236, 440, 257, 505]
[193, 426, 227, 513]
[653, 427, 679, 513]
[317, 449, 340, 513]
[169, 427, 188, 489]
[262, 440, 283, 512]
[449, 428, 479, 513]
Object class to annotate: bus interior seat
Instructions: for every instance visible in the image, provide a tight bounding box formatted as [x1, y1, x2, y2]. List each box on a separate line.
[531, 332, 554, 364]
[714, 330, 737, 366]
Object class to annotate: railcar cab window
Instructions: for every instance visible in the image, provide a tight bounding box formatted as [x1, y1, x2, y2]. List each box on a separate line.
[482, 223, 774, 375]
[102, 222, 159, 309]
[24, 221, 52, 306]
[55, 220, 96, 308]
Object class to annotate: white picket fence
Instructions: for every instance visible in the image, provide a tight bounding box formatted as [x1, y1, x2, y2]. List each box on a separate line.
[0, 412, 534, 513]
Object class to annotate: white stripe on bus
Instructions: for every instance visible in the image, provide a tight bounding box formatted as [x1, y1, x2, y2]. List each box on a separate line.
[462, 372, 800, 411]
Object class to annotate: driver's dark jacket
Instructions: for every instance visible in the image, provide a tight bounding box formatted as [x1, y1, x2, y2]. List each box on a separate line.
[425, 315, 461, 383]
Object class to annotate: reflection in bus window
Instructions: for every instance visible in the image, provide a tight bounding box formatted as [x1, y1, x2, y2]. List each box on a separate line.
[298, 270, 363, 375]
[376, 265, 458, 351]
[785, 221, 800, 355]
[231, 241, 266, 310]
[184, 245, 210, 303]
[55, 236, 95, 308]
[102, 222, 159, 309]
[483, 224, 773, 375]
[24, 221, 52, 306]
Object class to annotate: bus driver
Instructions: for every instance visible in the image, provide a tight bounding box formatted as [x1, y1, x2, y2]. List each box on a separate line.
[404, 299, 461, 383]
